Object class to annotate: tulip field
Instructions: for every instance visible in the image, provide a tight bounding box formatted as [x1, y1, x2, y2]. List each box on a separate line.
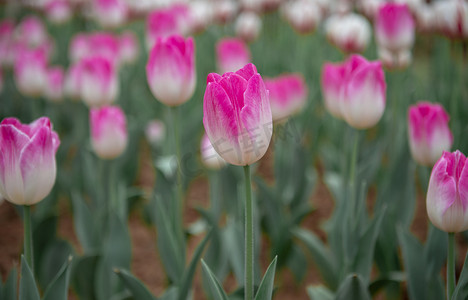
[1, 0, 468, 300]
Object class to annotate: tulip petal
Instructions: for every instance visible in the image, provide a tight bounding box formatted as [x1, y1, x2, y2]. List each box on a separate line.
[207, 73, 222, 84]
[218, 74, 248, 113]
[235, 63, 257, 81]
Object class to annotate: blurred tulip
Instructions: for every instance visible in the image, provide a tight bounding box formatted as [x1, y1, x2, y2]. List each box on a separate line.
[427, 150, 468, 232]
[70, 32, 120, 63]
[321, 61, 347, 119]
[281, 0, 321, 34]
[408, 102, 453, 166]
[0, 69, 3, 93]
[325, 13, 371, 54]
[203, 63, 272, 166]
[216, 37, 251, 74]
[433, 0, 468, 40]
[45, 67, 65, 102]
[201, 133, 226, 169]
[64, 63, 82, 100]
[265, 74, 308, 122]
[79, 56, 119, 107]
[119, 31, 139, 64]
[14, 48, 48, 97]
[0, 117, 60, 206]
[146, 35, 195, 106]
[45, 0, 72, 24]
[145, 119, 165, 147]
[14, 16, 48, 48]
[188, 0, 214, 34]
[90, 106, 127, 159]
[0, 20, 15, 68]
[235, 12, 262, 42]
[92, 0, 128, 28]
[214, 0, 238, 24]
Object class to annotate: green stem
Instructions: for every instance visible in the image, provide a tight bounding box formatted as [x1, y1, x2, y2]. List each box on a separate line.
[23, 205, 33, 271]
[447, 232, 456, 300]
[349, 129, 359, 187]
[244, 165, 254, 300]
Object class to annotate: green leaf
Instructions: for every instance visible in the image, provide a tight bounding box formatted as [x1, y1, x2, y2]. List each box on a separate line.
[177, 230, 212, 300]
[335, 274, 371, 300]
[452, 250, 468, 300]
[424, 224, 447, 277]
[2, 268, 17, 300]
[306, 285, 334, 300]
[19, 255, 40, 300]
[255, 256, 277, 300]
[292, 228, 338, 289]
[201, 260, 229, 300]
[115, 269, 157, 300]
[72, 255, 99, 300]
[39, 239, 74, 290]
[43, 256, 73, 300]
[71, 192, 99, 253]
[369, 271, 405, 296]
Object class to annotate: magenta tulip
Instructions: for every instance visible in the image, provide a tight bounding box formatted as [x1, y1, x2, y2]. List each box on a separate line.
[265, 74, 308, 122]
[14, 48, 48, 97]
[321, 61, 347, 119]
[408, 102, 453, 166]
[216, 37, 251, 74]
[45, 66, 65, 102]
[90, 106, 128, 159]
[427, 150, 468, 232]
[375, 3, 415, 52]
[203, 63, 272, 166]
[0, 117, 60, 205]
[146, 35, 195, 106]
[434, 0, 468, 40]
[92, 0, 128, 28]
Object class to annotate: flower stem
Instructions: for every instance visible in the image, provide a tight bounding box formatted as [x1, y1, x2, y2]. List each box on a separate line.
[23, 205, 33, 271]
[349, 129, 359, 187]
[447, 232, 456, 300]
[244, 165, 254, 300]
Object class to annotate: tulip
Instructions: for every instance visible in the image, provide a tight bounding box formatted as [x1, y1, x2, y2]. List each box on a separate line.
[64, 63, 82, 101]
[188, 0, 214, 34]
[45, 0, 72, 24]
[14, 16, 48, 48]
[14, 48, 48, 97]
[119, 31, 138, 64]
[235, 12, 262, 42]
[90, 106, 127, 159]
[281, 0, 322, 34]
[0, 117, 60, 206]
[79, 56, 119, 107]
[433, 0, 468, 40]
[321, 61, 347, 119]
[92, 0, 128, 28]
[216, 37, 251, 74]
[0, 20, 14, 68]
[325, 13, 371, 54]
[203, 63, 272, 166]
[214, 0, 238, 24]
[408, 102, 453, 166]
[70, 32, 120, 63]
[45, 66, 65, 102]
[265, 74, 308, 122]
[146, 35, 195, 106]
[145, 120, 165, 147]
[201, 133, 226, 169]
[427, 150, 468, 233]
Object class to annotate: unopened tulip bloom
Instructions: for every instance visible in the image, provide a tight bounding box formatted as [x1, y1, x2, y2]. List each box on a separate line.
[433, 0, 468, 40]
[145, 120, 165, 147]
[203, 63, 272, 166]
[201, 133, 226, 169]
[188, 0, 214, 34]
[90, 106, 127, 159]
[340, 55, 386, 129]
[79, 56, 119, 107]
[14, 48, 48, 97]
[92, 0, 128, 28]
[325, 13, 371, 54]
[408, 102, 453, 166]
[146, 35, 195, 106]
[265, 74, 308, 122]
[281, 0, 322, 34]
[45, 0, 72, 24]
[15, 16, 48, 48]
[0, 20, 14, 68]
[427, 150, 468, 232]
[214, 0, 238, 24]
[119, 31, 138, 64]
[321, 62, 347, 119]
[70, 32, 120, 64]
[216, 37, 251, 74]
[235, 12, 262, 42]
[0, 117, 60, 205]
[45, 67, 65, 102]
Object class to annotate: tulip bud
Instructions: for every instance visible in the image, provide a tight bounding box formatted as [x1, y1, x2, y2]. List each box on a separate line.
[145, 119, 165, 147]
[70, 33, 120, 64]
[433, 0, 468, 40]
[79, 56, 119, 107]
[216, 37, 251, 74]
[203, 63, 272, 166]
[45, 66, 65, 102]
[408, 102, 453, 166]
[235, 12, 262, 42]
[14, 48, 48, 97]
[265, 74, 308, 122]
[325, 13, 371, 54]
[201, 133, 226, 169]
[15, 16, 48, 48]
[321, 62, 347, 119]
[0, 117, 60, 206]
[0, 20, 15, 68]
[92, 0, 128, 28]
[214, 0, 238, 24]
[281, 0, 322, 34]
[427, 150, 468, 233]
[340, 55, 386, 129]
[45, 0, 72, 24]
[119, 31, 138, 64]
[146, 35, 195, 106]
[90, 106, 128, 159]
[188, 0, 214, 34]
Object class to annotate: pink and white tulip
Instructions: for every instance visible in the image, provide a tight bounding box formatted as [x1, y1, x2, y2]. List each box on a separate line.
[408, 102, 453, 166]
[119, 31, 139, 64]
[214, 0, 238, 24]
[216, 37, 251, 74]
[321, 62, 347, 119]
[235, 12, 262, 43]
[203, 63, 272, 166]
[90, 106, 128, 159]
[265, 74, 308, 122]
[64, 63, 82, 100]
[14, 16, 49, 48]
[145, 120, 165, 147]
[79, 56, 119, 107]
[201, 133, 226, 169]
[14, 48, 48, 97]
[45, 0, 72, 24]
[427, 150, 468, 232]
[281, 0, 322, 34]
[45, 67, 65, 102]
[0, 20, 15, 68]
[0, 117, 60, 206]
[70, 32, 120, 64]
[92, 0, 128, 28]
[146, 35, 195, 106]
[325, 13, 371, 54]
[433, 0, 468, 40]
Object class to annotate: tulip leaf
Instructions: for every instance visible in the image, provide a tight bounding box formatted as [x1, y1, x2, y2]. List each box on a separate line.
[201, 259, 229, 300]
[2, 268, 17, 300]
[452, 250, 468, 300]
[42, 256, 73, 300]
[424, 224, 447, 277]
[369, 271, 405, 296]
[292, 228, 338, 289]
[306, 285, 334, 300]
[224, 221, 245, 285]
[115, 269, 157, 300]
[19, 255, 40, 300]
[72, 255, 99, 300]
[39, 239, 74, 291]
[177, 230, 212, 300]
[71, 192, 99, 253]
[254, 256, 277, 300]
[335, 274, 371, 300]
